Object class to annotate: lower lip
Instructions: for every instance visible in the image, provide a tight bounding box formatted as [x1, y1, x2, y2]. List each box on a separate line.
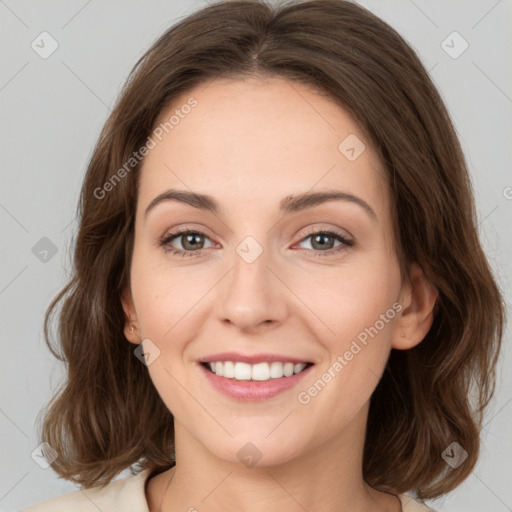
[198, 363, 314, 401]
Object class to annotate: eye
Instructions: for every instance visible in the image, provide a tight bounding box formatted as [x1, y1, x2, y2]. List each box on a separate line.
[294, 229, 354, 257]
[159, 228, 214, 257]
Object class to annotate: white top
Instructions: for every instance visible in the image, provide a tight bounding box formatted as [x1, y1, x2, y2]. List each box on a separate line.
[21, 468, 437, 511]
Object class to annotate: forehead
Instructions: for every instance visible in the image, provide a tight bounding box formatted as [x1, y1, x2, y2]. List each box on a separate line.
[138, 77, 389, 219]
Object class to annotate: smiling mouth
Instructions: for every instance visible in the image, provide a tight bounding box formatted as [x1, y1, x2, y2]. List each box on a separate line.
[200, 361, 314, 381]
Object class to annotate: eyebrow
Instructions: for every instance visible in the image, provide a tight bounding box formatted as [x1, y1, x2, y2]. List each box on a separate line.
[144, 189, 377, 221]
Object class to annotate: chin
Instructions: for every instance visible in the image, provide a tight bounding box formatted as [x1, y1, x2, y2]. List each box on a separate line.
[200, 430, 308, 469]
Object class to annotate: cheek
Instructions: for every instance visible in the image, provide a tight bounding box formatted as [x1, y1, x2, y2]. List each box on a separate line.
[129, 252, 206, 415]
[296, 253, 401, 400]
[130, 243, 207, 339]
[292, 252, 400, 344]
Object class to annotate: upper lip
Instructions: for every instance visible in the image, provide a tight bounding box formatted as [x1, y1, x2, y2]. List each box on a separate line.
[199, 352, 313, 365]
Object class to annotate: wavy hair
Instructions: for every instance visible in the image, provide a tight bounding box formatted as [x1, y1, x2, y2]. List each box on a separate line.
[38, 0, 505, 500]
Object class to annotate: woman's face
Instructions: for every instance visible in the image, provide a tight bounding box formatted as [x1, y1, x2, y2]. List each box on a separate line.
[123, 76, 410, 466]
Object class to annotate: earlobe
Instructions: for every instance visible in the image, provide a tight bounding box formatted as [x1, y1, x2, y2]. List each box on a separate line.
[392, 263, 439, 350]
[121, 286, 141, 345]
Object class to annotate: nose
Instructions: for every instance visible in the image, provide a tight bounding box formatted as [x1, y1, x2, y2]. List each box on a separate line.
[215, 239, 288, 333]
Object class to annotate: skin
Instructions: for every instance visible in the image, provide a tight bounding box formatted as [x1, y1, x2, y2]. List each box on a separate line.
[122, 76, 438, 512]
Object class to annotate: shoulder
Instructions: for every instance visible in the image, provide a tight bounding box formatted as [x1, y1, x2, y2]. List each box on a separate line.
[20, 468, 153, 512]
[398, 493, 439, 512]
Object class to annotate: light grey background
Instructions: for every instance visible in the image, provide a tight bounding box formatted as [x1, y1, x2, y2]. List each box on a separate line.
[1, 0, 511, 511]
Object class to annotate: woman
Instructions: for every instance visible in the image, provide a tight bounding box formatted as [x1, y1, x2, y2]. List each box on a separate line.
[22, 1, 504, 511]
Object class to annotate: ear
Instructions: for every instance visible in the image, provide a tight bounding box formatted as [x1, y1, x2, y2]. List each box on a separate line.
[392, 263, 438, 350]
[121, 286, 141, 345]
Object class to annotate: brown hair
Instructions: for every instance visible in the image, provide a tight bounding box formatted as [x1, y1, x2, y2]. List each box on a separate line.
[39, 0, 504, 500]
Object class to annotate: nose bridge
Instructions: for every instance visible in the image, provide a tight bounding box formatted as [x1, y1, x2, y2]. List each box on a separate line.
[215, 233, 287, 329]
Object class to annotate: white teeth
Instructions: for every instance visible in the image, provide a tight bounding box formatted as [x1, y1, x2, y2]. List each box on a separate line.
[252, 362, 270, 381]
[223, 361, 235, 378]
[205, 361, 309, 381]
[283, 362, 294, 377]
[234, 362, 252, 380]
[294, 363, 306, 374]
[270, 361, 284, 378]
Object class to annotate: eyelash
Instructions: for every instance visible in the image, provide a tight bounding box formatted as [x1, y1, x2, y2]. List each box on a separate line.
[158, 227, 354, 258]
